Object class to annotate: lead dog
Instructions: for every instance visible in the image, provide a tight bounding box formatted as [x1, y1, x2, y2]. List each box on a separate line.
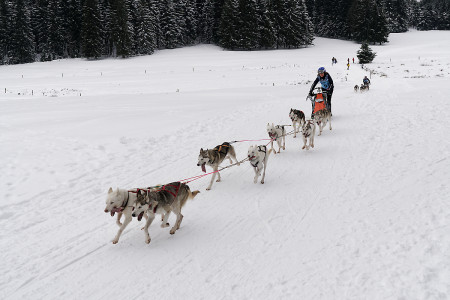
[354, 85, 359, 92]
[132, 182, 200, 244]
[313, 108, 332, 136]
[267, 123, 286, 153]
[197, 142, 240, 190]
[104, 187, 148, 244]
[289, 109, 305, 138]
[301, 120, 316, 150]
[247, 145, 273, 184]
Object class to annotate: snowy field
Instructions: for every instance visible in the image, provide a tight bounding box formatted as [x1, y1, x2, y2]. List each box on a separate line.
[1, 30, 450, 299]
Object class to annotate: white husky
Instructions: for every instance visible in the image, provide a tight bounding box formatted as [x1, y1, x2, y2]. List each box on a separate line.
[104, 188, 147, 244]
[301, 120, 316, 150]
[266, 123, 286, 154]
[247, 145, 272, 184]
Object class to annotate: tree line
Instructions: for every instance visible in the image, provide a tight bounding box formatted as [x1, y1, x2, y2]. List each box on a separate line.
[0, 0, 449, 65]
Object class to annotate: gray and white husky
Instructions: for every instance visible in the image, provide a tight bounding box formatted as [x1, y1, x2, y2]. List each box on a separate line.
[301, 120, 316, 150]
[313, 108, 332, 136]
[104, 187, 148, 244]
[197, 142, 240, 190]
[289, 109, 305, 138]
[247, 145, 273, 184]
[266, 123, 286, 154]
[132, 182, 200, 244]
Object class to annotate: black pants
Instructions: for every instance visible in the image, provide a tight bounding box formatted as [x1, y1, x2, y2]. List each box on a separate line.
[327, 92, 332, 112]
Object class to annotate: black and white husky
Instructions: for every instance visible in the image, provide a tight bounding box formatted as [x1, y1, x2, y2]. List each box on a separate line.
[197, 142, 240, 190]
[301, 120, 316, 150]
[247, 145, 272, 184]
[313, 108, 332, 136]
[266, 123, 286, 154]
[132, 182, 200, 244]
[289, 109, 305, 138]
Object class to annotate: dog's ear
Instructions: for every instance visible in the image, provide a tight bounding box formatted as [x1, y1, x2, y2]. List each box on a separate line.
[108, 187, 113, 193]
[200, 148, 203, 152]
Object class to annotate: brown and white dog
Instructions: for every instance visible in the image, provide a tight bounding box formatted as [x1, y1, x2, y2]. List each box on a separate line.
[301, 120, 316, 150]
[289, 109, 305, 138]
[132, 182, 200, 244]
[313, 108, 332, 136]
[197, 142, 240, 190]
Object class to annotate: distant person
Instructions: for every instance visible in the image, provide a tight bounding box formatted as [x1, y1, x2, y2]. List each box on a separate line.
[347, 58, 350, 64]
[347, 62, 350, 70]
[352, 57, 355, 63]
[309, 67, 334, 117]
[363, 76, 370, 85]
[332, 57, 335, 65]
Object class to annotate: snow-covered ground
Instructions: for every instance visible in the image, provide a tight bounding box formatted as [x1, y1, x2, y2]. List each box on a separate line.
[1, 30, 449, 299]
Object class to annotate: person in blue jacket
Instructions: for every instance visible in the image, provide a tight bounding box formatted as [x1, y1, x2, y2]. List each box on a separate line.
[309, 67, 334, 116]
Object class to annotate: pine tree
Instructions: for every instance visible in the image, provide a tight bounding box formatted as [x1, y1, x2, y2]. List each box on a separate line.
[160, 0, 182, 48]
[178, 0, 198, 45]
[348, 0, 388, 44]
[46, 0, 65, 59]
[109, 0, 132, 57]
[200, 0, 214, 43]
[81, 0, 103, 58]
[133, 0, 156, 54]
[0, 0, 11, 63]
[9, 0, 35, 64]
[217, 0, 239, 49]
[256, 0, 275, 49]
[236, 0, 260, 50]
[357, 42, 376, 63]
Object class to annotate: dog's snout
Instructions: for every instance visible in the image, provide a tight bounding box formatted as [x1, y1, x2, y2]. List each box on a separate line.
[104, 209, 109, 213]
[132, 213, 136, 217]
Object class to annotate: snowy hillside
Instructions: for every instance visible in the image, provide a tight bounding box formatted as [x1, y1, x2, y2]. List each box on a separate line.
[1, 30, 449, 299]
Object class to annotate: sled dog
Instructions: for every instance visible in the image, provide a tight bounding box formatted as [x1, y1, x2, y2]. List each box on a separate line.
[197, 142, 240, 190]
[289, 109, 305, 138]
[247, 145, 273, 184]
[104, 187, 148, 244]
[267, 123, 286, 154]
[301, 120, 316, 150]
[313, 108, 332, 136]
[132, 182, 200, 244]
[354, 85, 359, 92]
[360, 84, 369, 91]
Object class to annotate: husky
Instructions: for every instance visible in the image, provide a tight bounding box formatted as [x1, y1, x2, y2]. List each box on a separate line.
[354, 85, 359, 92]
[197, 142, 240, 190]
[104, 187, 148, 244]
[313, 108, 332, 136]
[360, 83, 369, 91]
[132, 182, 200, 244]
[301, 120, 316, 150]
[247, 145, 273, 184]
[289, 109, 305, 138]
[266, 123, 286, 154]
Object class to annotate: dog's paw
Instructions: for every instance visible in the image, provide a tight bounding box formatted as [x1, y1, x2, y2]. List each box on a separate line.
[261, 180, 264, 184]
[112, 240, 118, 244]
[302, 146, 306, 149]
[146, 238, 151, 244]
[216, 179, 221, 182]
[170, 229, 176, 235]
[161, 222, 170, 228]
[206, 187, 211, 191]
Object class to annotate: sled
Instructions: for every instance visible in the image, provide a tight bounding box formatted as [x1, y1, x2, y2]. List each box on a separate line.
[313, 92, 327, 114]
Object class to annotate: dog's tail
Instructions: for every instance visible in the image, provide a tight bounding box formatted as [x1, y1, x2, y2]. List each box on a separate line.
[180, 185, 200, 208]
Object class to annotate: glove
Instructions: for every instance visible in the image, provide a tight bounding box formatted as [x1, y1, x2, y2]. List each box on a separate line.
[309, 91, 314, 96]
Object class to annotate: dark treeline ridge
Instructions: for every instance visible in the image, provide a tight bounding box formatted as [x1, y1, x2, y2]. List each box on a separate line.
[0, 0, 449, 65]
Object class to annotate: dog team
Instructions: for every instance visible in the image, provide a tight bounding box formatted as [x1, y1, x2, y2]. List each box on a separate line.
[104, 104, 333, 244]
[104, 67, 334, 245]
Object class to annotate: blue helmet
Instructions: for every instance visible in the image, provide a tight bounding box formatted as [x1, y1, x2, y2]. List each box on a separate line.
[318, 67, 326, 74]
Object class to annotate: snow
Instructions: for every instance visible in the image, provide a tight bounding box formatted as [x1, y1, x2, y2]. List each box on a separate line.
[1, 30, 450, 299]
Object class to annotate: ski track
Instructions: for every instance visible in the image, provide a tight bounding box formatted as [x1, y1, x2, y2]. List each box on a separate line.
[1, 32, 450, 299]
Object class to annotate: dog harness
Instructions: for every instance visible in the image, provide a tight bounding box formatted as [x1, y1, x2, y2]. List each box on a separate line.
[210, 142, 230, 164]
[250, 146, 266, 168]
